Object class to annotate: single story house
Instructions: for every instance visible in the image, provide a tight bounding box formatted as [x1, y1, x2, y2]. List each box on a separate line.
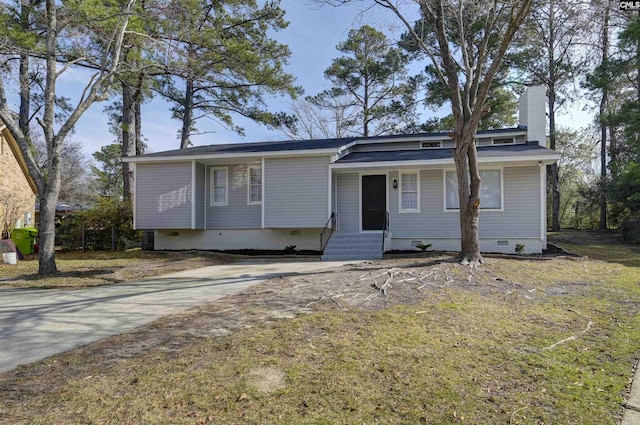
[125, 86, 560, 260]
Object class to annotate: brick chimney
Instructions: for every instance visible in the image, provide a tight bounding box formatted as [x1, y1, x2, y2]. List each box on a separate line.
[518, 86, 547, 147]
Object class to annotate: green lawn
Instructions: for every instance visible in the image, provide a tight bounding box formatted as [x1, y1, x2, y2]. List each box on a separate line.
[1, 231, 639, 424]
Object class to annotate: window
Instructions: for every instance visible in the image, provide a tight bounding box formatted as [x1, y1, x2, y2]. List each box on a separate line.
[421, 141, 442, 149]
[400, 172, 419, 212]
[248, 166, 262, 204]
[211, 167, 228, 206]
[445, 169, 502, 210]
[492, 137, 515, 145]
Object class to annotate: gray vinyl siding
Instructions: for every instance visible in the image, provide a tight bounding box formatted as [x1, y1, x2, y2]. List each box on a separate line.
[194, 163, 205, 229]
[264, 156, 330, 228]
[386, 166, 541, 238]
[388, 170, 459, 238]
[481, 166, 540, 237]
[206, 163, 261, 229]
[135, 162, 192, 229]
[336, 173, 359, 233]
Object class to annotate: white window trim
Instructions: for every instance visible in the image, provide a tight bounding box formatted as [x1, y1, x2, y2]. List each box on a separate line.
[247, 166, 262, 205]
[443, 167, 504, 212]
[399, 171, 420, 213]
[210, 166, 228, 206]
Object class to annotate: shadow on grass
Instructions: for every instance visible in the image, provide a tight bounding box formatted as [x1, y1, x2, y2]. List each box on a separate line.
[7, 267, 126, 289]
[548, 230, 640, 268]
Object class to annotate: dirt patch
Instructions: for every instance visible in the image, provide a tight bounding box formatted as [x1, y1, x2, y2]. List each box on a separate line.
[246, 366, 287, 393]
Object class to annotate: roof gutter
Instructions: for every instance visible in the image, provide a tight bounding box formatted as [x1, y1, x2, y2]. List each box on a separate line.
[329, 153, 561, 170]
[122, 147, 342, 163]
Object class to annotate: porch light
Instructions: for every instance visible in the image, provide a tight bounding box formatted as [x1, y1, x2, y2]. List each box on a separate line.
[393, 178, 398, 189]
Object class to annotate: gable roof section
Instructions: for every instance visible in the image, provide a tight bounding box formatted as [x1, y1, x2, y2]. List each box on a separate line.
[134, 137, 357, 159]
[1, 126, 37, 194]
[125, 126, 533, 163]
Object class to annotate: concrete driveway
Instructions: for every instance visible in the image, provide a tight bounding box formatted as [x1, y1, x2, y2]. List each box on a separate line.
[0, 260, 351, 373]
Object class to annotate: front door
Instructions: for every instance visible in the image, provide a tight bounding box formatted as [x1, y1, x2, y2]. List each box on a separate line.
[362, 175, 386, 231]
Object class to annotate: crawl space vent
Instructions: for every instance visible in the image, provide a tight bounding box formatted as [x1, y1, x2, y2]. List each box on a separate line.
[496, 240, 509, 247]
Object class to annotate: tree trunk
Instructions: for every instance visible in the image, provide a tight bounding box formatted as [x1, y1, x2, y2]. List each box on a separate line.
[550, 163, 560, 230]
[37, 189, 58, 274]
[18, 54, 30, 136]
[0, 0, 134, 276]
[454, 138, 483, 264]
[599, 1, 610, 230]
[180, 77, 194, 149]
[548, 82, 561, 231]
[599, 95, 608, 230]
[122, 82, 136, 201]
[18, 4, 30, 136]
[134, 72, 144, 155]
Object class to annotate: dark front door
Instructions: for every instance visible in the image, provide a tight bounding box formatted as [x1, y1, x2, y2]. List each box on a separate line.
[362, 175, 386, 231]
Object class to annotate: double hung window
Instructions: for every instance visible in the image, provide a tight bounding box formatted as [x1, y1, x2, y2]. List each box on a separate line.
[211, 168, 228, 206]
[400, 172, 419, 213]
[445, 169, 502, 210]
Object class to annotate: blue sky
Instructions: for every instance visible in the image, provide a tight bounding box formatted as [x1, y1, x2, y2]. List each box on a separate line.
[65, 0, 592, 158]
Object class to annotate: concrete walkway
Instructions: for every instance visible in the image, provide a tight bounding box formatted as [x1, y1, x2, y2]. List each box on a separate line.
[622, 365, 640, 424]
[0, 260, 351, 373]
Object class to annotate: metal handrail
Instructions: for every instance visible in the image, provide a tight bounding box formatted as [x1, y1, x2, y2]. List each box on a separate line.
[381, 211, 389, 254]
[320, 212, 336, 253]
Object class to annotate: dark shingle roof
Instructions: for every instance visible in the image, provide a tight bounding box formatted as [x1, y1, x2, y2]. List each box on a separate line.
[134, 126, 529, 158]
[137, 137, 357, 158]
[335, 143, 557, 164]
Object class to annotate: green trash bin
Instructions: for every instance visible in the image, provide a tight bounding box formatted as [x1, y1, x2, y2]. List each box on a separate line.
[11, 227, 38, 255]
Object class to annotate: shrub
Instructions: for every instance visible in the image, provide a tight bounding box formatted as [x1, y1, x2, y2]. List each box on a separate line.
[416, 243, 432, 252]
[58, 199, 140, 250]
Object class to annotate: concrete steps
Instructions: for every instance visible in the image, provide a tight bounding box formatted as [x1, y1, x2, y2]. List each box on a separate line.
[321, 233, 383, 261]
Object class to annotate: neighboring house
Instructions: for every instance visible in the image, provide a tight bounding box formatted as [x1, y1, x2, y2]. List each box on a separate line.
[0, 126, 36, 239]
[125, 87, 560, 259]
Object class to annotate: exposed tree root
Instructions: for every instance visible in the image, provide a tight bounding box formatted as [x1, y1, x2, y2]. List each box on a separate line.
[460, 254, 485, 266]
[370, 269, 398, 297]
[542, 320, 593, 351]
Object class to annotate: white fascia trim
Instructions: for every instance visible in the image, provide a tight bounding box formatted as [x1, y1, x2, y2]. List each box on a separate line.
[338, 141, 357, 153]
[122, 148, 342, 163]
[329, 154, 561, 170]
